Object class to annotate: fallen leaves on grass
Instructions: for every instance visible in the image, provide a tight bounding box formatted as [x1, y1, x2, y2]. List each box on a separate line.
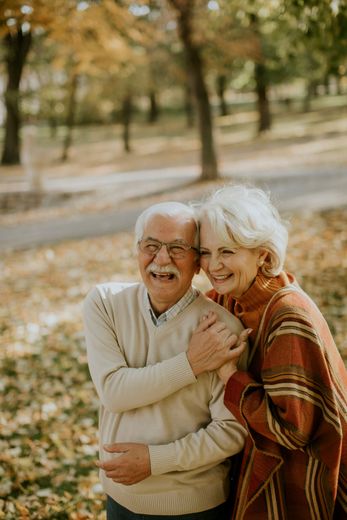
[0, 209, 346, 518]
[285, 208, 347, 352]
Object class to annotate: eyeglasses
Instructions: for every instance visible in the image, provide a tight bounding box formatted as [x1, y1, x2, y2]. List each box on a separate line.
[138, 239, 198, 259]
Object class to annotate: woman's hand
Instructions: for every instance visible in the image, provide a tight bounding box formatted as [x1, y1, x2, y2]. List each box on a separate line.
[217, 328, 251, 384]
[187, 312, 243, 376]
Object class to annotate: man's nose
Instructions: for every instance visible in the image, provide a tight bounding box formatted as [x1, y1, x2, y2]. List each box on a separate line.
[154, 244, 172, 264]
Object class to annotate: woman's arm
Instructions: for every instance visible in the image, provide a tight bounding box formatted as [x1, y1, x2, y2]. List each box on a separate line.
[223, 309, 341, 451]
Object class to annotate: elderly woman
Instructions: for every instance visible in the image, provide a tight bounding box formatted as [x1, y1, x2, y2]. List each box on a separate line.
[196, 184, 347, 520]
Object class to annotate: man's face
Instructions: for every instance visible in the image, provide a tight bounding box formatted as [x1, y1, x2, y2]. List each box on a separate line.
[138, 213, 199, 314]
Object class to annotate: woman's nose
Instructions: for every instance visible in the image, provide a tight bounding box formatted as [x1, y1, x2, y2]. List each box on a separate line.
[207, 253, 222, 271]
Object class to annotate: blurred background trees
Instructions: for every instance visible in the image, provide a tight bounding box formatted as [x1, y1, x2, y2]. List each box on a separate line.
[1, 0, 346, 180]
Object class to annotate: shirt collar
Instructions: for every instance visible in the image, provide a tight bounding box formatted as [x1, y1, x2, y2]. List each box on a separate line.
[148, 287, 198, 326]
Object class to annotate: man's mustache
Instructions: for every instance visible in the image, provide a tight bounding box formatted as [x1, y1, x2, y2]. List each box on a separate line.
[146, 263, 180, 277]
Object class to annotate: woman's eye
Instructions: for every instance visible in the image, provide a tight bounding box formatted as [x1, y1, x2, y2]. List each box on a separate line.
[199, 250, 210, 256]
[221, 249, 236, 256]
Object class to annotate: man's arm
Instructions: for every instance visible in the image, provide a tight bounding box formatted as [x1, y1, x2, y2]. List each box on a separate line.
[97, 373, 247, 485]
[83, 288, 243, 413]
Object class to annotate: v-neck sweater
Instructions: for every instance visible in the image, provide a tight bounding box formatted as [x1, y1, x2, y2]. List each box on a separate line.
[83, 282, 247, 515]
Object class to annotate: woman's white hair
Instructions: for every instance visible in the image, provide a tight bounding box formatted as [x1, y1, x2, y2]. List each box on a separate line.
[195, 184, 288, 276]
[134, 201, 199, 248]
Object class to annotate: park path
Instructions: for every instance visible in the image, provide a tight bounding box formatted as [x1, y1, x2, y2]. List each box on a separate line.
[0, 164, 347, 252]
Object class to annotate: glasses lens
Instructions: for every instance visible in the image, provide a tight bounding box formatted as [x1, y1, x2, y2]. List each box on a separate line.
[167, 244, 188, 258]
[139, 240, 194, 258]
[140, 240, 160, 255]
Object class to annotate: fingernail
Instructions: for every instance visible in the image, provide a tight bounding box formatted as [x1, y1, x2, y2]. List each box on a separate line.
[247, 328, 253, 334]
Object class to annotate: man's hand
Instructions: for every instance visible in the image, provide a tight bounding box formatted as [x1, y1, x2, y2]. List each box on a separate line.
[217, 328, 251, 384]
[187, 312, 248, 376]
[96, 443, 151, 485]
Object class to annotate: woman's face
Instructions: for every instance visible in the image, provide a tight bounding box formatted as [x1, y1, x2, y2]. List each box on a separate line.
[199, 217, 266, 298]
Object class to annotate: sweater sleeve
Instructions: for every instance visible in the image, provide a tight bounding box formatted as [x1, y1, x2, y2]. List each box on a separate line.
[223, 303, 344, 458]
[148, 373, 247, 475]
[83, 287, 196, 413]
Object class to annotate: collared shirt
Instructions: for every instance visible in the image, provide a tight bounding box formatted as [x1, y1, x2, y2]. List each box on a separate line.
[148, 287, 198, 326]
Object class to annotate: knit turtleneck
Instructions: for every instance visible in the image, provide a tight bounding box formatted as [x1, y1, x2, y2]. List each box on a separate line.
[206, 271, 295, 340]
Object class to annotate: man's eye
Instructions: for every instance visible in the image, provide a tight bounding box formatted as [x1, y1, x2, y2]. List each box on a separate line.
[145, 243, 159, 252]
[170, 245, 186, 254]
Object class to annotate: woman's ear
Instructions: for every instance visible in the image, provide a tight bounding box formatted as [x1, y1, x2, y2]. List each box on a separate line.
[256, 248, 269, 267]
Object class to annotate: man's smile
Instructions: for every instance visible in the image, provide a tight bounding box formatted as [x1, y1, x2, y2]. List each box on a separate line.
[150, 272, 176, 280]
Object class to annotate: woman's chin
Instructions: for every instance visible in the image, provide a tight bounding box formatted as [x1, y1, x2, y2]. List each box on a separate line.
[211, 282, 233, 295]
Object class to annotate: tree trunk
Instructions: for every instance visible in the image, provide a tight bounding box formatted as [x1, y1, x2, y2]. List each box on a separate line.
[216, 74, 229, 117]
[312, 81, 319, 97]
[250, 13, 271, 135]
[255, 62, 271, 133]
[147, 90, 159, 124]
[172, 1, 218, 180]
[1, 29, 32, 165]
[303, 79, 315, 112]
[122, 93, 132, 153]
[61, 74, 78, 162]
[184, 81, 195, 128]
[323, 73, 331, 95]
[48, 99, 58, 139]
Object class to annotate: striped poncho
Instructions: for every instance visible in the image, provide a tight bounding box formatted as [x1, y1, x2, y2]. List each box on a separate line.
[208, 272, 347, 520]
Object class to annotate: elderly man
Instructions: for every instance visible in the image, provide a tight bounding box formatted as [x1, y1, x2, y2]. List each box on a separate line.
[83, 201, 248, 520]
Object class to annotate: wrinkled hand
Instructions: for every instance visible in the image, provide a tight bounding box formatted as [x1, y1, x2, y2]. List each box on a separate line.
[217, 328, 251, 384]
[96, 443, 151, 485]
[187, 312, 247, 376]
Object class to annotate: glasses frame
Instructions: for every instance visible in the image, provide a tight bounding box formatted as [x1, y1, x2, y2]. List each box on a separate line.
[137, 238, 198, 259]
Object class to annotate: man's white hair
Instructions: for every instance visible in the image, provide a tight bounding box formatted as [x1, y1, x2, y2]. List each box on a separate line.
[135, 201, 199, 248]
[195, 184, 288, 276]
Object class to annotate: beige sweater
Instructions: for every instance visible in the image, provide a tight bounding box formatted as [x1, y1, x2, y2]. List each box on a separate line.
[83, 282, 247, 515]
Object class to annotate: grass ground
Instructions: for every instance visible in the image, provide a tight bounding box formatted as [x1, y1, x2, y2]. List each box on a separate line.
[1, 95, 347, 518]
